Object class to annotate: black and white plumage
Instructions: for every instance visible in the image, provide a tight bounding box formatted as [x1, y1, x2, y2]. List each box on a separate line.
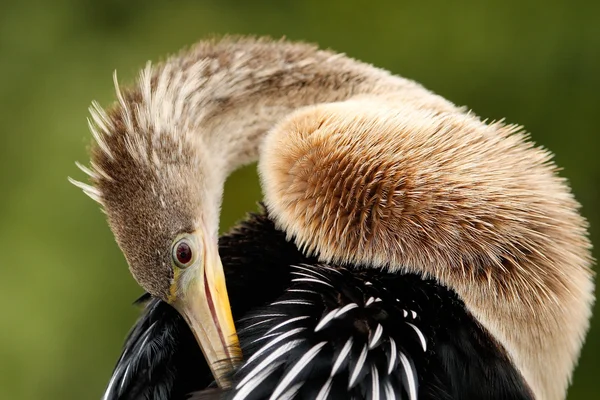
[104, 211, 533, 400]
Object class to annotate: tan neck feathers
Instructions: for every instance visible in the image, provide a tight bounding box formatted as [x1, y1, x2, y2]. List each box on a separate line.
[260, 98, 593, 400]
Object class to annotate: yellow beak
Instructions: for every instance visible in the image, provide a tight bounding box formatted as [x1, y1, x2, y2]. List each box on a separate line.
[172, 236, 240, 388]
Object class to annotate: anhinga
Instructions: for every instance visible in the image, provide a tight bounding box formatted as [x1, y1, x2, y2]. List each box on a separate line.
[71, 37, 594, 400]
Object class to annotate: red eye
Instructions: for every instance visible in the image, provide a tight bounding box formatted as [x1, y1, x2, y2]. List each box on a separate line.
[173, 238, 194, 267]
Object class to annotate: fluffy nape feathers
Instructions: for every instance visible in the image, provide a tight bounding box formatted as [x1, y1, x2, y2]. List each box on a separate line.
[72, 37, 593, 400]
[260, 97, 594, 399]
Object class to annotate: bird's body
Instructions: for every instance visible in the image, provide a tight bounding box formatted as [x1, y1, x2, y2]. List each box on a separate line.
[70, 37, 594, 399]
[104, 210, 533, 400]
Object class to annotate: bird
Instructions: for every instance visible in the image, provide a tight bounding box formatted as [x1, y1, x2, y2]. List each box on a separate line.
[70, 37, 594, 400]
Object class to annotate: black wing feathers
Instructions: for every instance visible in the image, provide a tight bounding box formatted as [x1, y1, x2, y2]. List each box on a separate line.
[102, 298, 209, 400]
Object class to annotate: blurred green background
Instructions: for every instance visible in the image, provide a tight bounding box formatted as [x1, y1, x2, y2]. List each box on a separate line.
[0, 0, 598, 398]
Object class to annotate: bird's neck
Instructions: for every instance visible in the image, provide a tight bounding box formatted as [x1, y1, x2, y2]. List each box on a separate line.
[123, 39, 448, 177]
[111, 39, 441, 237]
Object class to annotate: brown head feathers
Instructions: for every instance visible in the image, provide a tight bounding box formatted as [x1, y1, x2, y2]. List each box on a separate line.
[72, 37, 593, 400]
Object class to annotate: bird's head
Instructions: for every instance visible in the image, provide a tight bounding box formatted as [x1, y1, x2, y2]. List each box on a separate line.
[70, 76, 239, 387]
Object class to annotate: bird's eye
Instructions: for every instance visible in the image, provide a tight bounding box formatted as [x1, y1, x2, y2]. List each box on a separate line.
[172, 237, 195, 268]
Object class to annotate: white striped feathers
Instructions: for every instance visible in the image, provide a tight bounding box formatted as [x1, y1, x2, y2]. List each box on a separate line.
[231, 264, 428, 400]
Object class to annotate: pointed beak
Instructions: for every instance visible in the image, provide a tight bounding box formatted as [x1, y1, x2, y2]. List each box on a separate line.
[172, 237, 240, 388]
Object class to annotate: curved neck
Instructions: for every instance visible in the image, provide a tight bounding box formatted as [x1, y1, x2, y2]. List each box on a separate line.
[119, 39, 450, 178]
[89, 39, 454, 241]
